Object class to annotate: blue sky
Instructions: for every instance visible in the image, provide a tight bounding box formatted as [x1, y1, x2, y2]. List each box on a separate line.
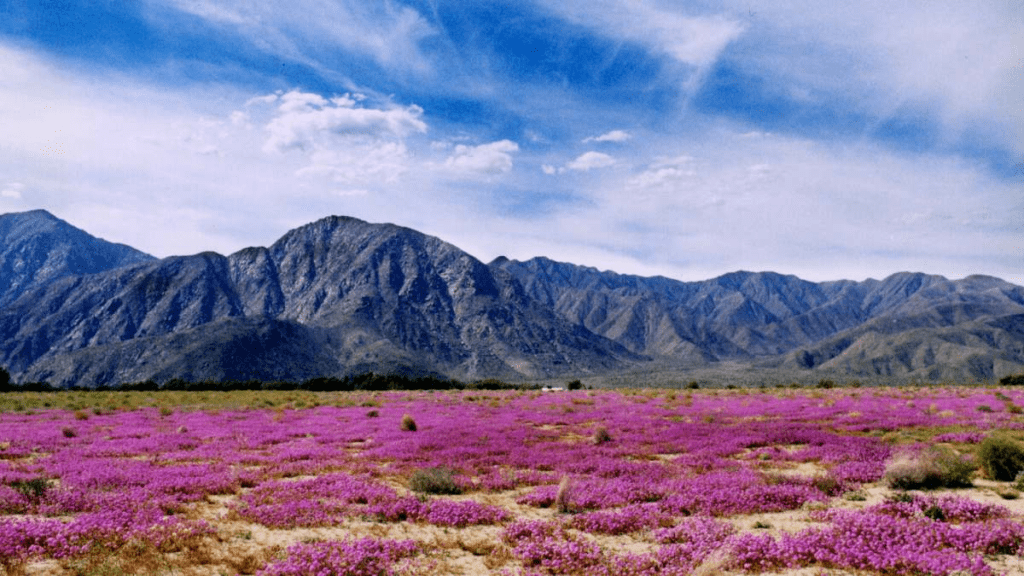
[0, 0, 1020, 284]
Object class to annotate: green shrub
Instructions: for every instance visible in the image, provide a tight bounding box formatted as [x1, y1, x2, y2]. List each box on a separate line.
[923, 505, 946, 522]
[409, 467, 461, 495]
[11, 477, 51, 501]
[883, 445, 974, 489]
[978, 436, 1024, 481]
[566, 380, 583, 391]
[811, 474, 842, 496]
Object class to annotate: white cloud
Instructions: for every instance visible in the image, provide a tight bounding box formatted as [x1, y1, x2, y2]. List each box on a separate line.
[565, 151, 616, 172]
[582, 130, 631, 144]
[628, 155, 696, 189]
[443, 140, 519, 176]
[1, 182, 24, 199]
[262, 90, 426, 154]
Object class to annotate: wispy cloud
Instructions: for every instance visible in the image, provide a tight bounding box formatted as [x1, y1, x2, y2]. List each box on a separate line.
[150, 0, 438, 75]
[582, 130, 631, 144]
[0, 183, 23, 200]
[565, 152, 617, 172]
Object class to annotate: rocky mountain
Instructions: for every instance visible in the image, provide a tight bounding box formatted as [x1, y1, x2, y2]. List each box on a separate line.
[0, 210, 155, 307]
[1, 213, 636, 386]
[2, 210, 1022, 387]
[491, 257, 1024, 380]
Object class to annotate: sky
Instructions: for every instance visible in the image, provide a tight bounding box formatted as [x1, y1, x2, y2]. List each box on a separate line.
[0, 0, 1021, 285]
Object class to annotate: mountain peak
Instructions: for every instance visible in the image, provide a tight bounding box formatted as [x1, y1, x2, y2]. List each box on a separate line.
[0, 209, 155, 307]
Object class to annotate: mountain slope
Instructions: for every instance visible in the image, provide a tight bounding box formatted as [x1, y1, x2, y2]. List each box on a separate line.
[492, 257, 1024, 378]
[0, 210, 155, 307]
[2, 216, 637, 386]
[2, 211, 1023, 387]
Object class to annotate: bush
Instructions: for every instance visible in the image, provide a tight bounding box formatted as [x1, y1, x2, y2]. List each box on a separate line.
[1000, 374, 1024, 386]
[0, 366, 9, 390]
[978, 436, 1024, 481]
[567, 380, 583, 391]
[884, 445, 974, 490]
[593, 426, 612, 445]
[11, 477, 51, 501]
[400, 414, 417, 432]
[409, 467, 461, 495]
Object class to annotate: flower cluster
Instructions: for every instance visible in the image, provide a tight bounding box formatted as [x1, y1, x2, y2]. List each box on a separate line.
[257, 538, 420, 576]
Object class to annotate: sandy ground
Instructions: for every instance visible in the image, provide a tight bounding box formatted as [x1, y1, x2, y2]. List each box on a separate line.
[18, 474, 1024, 576]
[11, 427, 1024, 575]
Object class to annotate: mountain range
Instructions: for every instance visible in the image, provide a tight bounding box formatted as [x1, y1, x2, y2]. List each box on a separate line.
[1, 209, 1022, 387]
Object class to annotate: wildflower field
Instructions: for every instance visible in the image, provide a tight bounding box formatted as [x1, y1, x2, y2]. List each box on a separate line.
[2, 386, 1024, 575]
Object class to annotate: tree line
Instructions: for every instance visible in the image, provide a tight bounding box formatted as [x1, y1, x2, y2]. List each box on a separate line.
[0, 367, 538, 393]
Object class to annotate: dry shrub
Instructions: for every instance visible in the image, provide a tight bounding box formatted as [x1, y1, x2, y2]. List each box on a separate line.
[555, 475, 573, 513]
[458, 534, 497, 556]
[63, 540, 171, 576]
[400, 413, 417, 432]
[884, 445, 974, 490]
[593, 426, 612, 445]
[409, 467, 461, 495]
[226, 547, 278, 575]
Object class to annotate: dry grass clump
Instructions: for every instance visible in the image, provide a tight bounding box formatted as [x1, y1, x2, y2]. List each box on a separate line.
[593, 426, 612, 445]
[883, 445, 974, 490]
[555, 475, 573, 513]
[400, 413, 417, 431]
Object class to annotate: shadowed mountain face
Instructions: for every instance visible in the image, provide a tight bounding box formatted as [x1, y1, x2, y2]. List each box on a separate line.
[0, 210, 155, 307]
[1, 215, 636, 386]
[2, 211, 1023, 387]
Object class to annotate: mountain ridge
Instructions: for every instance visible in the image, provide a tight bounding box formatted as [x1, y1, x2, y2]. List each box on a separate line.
[2, 209, 1022, 386]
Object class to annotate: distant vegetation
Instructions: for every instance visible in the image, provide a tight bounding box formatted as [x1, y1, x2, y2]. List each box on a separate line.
[0, 371, 536, 393]
[1001, 374, 1024, 386]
